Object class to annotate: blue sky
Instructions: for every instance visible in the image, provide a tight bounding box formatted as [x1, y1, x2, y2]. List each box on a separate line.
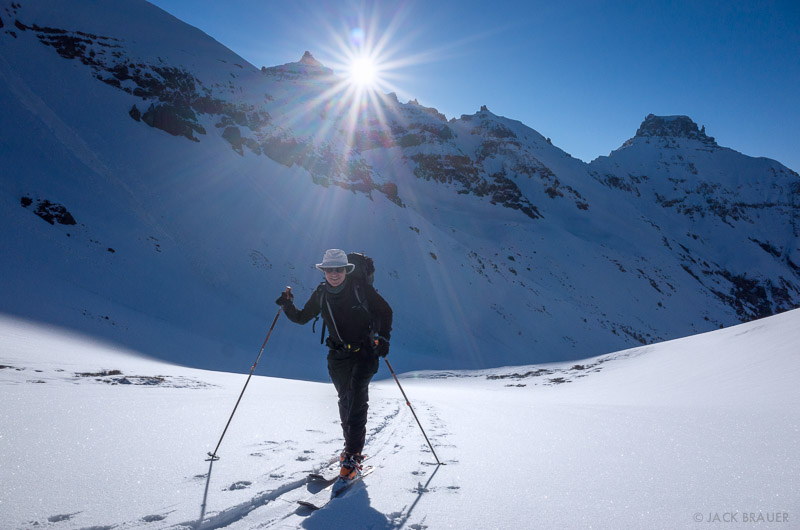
[148, 0, 800, 172]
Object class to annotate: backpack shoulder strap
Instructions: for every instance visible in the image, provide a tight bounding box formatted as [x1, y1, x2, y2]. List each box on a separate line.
[353, 280, 382, 338]
[353, 280, 364, 305]
[312, 282, 327, 343]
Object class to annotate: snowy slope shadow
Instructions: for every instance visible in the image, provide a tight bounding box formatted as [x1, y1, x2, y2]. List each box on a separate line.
[300, 486, 395, 530]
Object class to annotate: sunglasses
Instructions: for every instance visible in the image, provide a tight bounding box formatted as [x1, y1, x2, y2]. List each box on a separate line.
[323, 267, 347, 274]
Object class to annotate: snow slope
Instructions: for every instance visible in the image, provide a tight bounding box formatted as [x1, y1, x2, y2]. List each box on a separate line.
[1, 0, 798, 383]
[1, 309, 797, 529]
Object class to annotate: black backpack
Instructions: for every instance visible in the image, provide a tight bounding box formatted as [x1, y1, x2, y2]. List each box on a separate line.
[346, 252, 375, 286]
[314, 252, 379, 344]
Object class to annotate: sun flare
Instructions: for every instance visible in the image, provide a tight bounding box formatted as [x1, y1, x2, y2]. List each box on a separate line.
[349, 56, 378, 88]
[294, 11, 420, 161]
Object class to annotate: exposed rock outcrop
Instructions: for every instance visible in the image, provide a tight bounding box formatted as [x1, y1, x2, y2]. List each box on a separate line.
[635, 114, 717, 145]
[21, 197, 77, 225]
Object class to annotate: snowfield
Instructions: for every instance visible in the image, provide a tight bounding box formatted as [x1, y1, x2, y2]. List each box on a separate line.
[1, 309, 798, 529]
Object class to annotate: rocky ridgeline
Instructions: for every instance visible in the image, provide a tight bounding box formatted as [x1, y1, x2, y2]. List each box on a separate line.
[465, 108, 590, 211]
[16, 12, 586, 218]
[13, 0, 593, 220]
[12, 20, 400, 202]
[11, 16, 267, 142]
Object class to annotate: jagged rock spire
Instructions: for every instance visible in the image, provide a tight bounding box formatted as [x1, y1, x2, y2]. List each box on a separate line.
[299, 51, 322, 67]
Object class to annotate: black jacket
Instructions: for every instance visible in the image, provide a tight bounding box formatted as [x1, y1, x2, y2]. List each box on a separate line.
[284, 277, 392, 346]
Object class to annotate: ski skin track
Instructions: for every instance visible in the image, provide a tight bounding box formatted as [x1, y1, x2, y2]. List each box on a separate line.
[178, 455, 344, 529]
[185, 402, 398, 528]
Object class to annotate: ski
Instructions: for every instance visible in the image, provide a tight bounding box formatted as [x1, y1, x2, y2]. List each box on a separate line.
[307, 472, 337, 484]
[298, 466, 374, 510]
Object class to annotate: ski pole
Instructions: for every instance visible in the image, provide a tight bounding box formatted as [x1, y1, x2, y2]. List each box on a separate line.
[383, 357, 444, 465]
[206, 286, 291, 461]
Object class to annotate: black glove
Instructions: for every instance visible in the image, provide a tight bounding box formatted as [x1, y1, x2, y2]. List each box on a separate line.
[275, 290, 294, 307]
[376, 337, 390, 358]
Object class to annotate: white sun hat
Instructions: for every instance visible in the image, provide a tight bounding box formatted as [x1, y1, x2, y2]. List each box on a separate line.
[315, 249, 355, 273]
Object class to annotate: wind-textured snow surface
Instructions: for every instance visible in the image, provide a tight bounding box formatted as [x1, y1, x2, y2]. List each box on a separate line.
[1, 310, 798, 529]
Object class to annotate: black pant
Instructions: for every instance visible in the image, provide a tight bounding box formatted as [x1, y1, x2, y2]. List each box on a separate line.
[327, 347, 379, 455]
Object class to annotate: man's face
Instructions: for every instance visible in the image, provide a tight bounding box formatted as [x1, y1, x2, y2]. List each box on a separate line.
[324, 267, 346, 287]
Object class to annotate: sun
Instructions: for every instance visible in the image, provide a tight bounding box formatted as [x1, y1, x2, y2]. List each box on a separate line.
[294, 13, 420, 157]
[349, 56, 379, 88]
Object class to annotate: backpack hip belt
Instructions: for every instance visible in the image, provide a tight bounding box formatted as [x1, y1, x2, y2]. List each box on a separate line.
[325, 336, 363, 353]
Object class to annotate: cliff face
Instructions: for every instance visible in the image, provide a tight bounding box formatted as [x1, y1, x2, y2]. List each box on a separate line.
[634, 113, 718, 144]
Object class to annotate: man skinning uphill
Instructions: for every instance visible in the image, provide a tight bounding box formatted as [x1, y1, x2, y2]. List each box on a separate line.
[276, 249, 392, 483]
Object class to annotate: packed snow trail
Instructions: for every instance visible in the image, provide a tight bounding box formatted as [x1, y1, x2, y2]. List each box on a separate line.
[180, 394, 438, 530]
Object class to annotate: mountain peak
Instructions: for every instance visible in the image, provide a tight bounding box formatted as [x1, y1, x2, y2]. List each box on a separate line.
[299, 51, 322, 67]
[261, 51, 332, 78]
[635, 114, 717, 144]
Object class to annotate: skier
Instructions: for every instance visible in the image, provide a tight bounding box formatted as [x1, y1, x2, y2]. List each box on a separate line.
[276, 249, 392, 482]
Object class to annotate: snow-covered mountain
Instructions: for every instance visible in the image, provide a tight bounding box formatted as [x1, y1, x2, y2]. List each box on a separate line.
[1, 0, 798, 380]
[1, 306, 798, 529]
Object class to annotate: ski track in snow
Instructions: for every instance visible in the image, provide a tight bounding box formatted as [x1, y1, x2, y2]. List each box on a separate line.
[160, 395, 439, 529]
